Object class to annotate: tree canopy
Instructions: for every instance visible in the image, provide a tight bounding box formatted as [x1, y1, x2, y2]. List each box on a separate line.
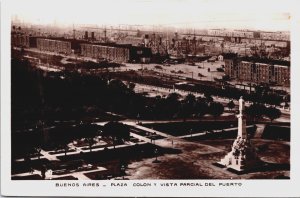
[209, 102, 224, 120]
[227, 100, 235, 111]
[102, 121, 130, 143]
[264, 107, 281, 122]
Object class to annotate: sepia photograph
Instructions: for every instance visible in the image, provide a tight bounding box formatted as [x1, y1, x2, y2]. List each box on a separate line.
[1, 0, 300, 197]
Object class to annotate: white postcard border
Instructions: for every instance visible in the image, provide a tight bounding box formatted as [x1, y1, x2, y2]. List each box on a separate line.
[1, 0, 300, 197]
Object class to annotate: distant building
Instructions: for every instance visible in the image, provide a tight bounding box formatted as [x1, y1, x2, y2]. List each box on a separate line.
[37, 38, 76, 55]
[207, 29, 289, 41]
[80, 43, 130, 62]
[224, 53, 290, 85]
[218, 54, 223, 61]
[11, 33, 29, 47]
[116, 36, 143, 46]
[36, 37, 85, 55]
[80, 43, 152, 63]
[223, 53, 239, 78]
[11, 32, 42, 48]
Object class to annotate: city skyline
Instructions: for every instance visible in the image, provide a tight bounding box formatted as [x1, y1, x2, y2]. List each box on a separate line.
[10, 0, 291, 31]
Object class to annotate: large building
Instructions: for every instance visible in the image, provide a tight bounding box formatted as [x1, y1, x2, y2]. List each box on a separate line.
[80, 43, 152, 63]
[224, 53, 290, 85]
[80, 43, 130, 62]
[223, 53, 240, 78]
[11, 33, 40, 48]
[207, 29, 290, 41]
[12, 32, 152, 63]
[11, 33, 29, 47]
[36, 38, 79, 55]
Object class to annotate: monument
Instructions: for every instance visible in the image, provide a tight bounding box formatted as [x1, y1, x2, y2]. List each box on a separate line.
[217, 96, 260, 172]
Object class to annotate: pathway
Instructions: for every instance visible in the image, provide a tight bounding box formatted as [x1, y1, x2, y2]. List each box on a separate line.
[12, 166, 108, 180]
[125, 122, 174, 138]
[40, 150, 60, 161]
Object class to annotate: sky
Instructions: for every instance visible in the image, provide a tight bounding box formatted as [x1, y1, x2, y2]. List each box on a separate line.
[9, 0, 292, 31]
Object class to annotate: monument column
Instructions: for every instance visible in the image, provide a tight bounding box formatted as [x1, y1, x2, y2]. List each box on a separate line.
[237, 97, 247, 138]
[217, 96, 259, 172]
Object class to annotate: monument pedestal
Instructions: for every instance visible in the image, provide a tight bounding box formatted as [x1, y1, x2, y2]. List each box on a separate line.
[217, 138, 259, 172]
[217, 97, 260, 173]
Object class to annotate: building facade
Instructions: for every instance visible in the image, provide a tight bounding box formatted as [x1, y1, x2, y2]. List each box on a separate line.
[11, 33, 30, 48]
[224, 53, 239, 79]
[224, 54, 290, 85]
[37, 38, 72, 54]
[80, 43, 151, 63]
[80, 43, 130, 62]
[11, 33, 41, 48]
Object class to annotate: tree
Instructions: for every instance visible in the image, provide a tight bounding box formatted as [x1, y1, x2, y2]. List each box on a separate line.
[204, 92, 213, 103]
[35, 147, 42, 160]
[102, 122, 130, 145]
[108, 79, 128, 92]
[184, 94, 196, 105]
[195, 99, 208, 118]
[78, 123, 99, 152]
[34, 120, 45, 160]
[167, 92, 180, 102]
[208, 102, 224, 120]
[163, 93, 181, 118]
[179, 94, 197, 121]
[128, 82, 136, 90]
[261, 93, 281, 106]
[18, 129, 42, 163]
[179, 102, 190, 122]
[284, 102, 289, 108]
[53, 125, 73, 156]
[245, 103, 266, 123]
[127, 95, 146, 118]
[264, 107, 281, 123]
[227, 100, 235, 112]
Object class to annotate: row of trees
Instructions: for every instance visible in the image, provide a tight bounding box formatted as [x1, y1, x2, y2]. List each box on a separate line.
[227, 99, 282, 123]
[12, 121, 130, 159]
[12, 57, 282, 129]
[139, 92, 225, 120]
[11, 57, 137, 128]
[49, 122, 130, 154]
[12, 56, 286, 125]
[12, 57, 227, 126]
[245, 103, 282, 123]
[112, 69, 289, 107]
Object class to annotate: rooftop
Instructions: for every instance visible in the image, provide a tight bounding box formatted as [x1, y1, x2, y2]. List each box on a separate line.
[222, 53, 290, 66]
[241, 56, 290, 66]
[222, 53, 238, 59]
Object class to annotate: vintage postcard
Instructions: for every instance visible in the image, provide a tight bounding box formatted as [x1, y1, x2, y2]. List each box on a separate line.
[1, 0, 299, 197]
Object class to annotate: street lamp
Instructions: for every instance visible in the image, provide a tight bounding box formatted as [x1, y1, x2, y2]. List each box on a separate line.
[152, 132, 157, 145]
[120, 165, 126, 179]
[153, 148, 159, 163]
[136, 113, 140, 124]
